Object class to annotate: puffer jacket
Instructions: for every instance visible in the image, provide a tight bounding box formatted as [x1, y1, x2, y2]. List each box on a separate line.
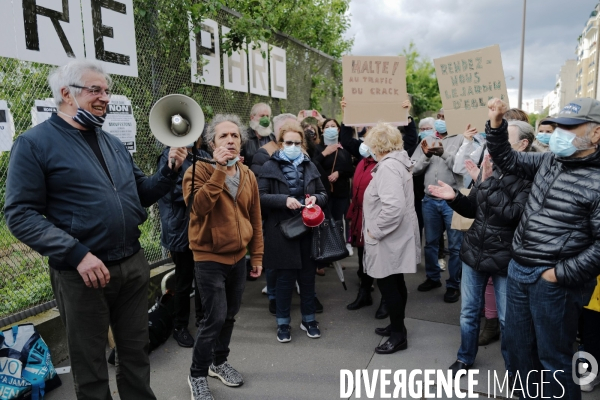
[486, 119, 600, 287]
[448, 168, 532, 275]
[240, 128, 276, 169]
[276, 153, 305, 199]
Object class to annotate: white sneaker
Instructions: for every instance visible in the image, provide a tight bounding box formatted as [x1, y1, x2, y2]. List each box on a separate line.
[439, 259, 447, 271]
[261, 285, 267, 295]
[581, 372, 600, 392]
[346, 243, 354, 256]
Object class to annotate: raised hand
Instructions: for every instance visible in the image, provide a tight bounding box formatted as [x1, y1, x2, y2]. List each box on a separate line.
[428, 180, 456, 200]
[464, 160, 480, 181]
[463, 124, 478, 141]
[487, 98, 509, 128]
[480, 154, 493, 181]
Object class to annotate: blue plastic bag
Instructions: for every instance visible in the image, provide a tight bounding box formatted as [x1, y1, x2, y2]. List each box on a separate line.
[0, 324, 61, 399]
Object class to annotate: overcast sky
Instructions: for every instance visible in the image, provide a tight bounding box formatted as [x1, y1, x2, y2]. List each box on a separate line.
[344, 0, 598, 108]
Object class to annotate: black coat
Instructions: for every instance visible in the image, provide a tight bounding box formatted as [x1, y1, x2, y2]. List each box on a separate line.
[258, 152, 328, 270]
[241, 128, 276, 169]
[312, 143, 354, 198]
[449, 168, 532, 275]
[487, 119, 600, 287]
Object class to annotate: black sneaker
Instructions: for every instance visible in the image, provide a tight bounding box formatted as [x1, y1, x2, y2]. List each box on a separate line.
[208, 361, 244, 387]
[314, 297, 323, 313]
[269, 299, 276, 316]
[417, 278, 442, 292]
[277, 324, 291, 343]
[188, 376, 214, 400]
[444, 288, 461, 303]
[300, 320, 321, 338]
[173, 327, 194, 348]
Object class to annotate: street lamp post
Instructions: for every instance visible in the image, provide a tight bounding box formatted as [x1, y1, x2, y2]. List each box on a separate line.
[518, 0, 527, 109]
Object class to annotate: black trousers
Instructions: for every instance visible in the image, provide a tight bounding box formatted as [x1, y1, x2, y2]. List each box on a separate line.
[191, 258, 246, 377]
[50, 250, 156, 400]
[171, 249, 203, 329]
[356, 247, 374, 290]
[377, 273, 408, 333]
[582, 308, 600, 365]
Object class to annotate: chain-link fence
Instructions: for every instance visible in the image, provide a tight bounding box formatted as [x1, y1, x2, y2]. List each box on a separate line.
[0, 4, 341, 323]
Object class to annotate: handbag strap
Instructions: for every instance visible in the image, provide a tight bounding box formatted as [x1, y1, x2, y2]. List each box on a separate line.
[330, 149, 338, 192]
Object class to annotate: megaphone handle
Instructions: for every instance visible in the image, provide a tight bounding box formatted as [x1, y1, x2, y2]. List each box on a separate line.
[170, 157, 176, 169]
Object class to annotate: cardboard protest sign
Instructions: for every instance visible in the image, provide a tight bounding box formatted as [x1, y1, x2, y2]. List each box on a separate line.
[342, 56, 408, 126]
[434, 45, 509, 136]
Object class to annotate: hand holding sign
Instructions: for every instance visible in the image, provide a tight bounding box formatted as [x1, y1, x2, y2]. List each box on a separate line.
[487, 98, 509, 128]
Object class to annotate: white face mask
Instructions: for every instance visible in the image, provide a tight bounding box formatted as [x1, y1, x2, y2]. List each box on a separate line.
[359, 142, 370, 158]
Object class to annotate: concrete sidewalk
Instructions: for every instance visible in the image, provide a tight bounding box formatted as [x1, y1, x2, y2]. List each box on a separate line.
[47, 254, 596, 400]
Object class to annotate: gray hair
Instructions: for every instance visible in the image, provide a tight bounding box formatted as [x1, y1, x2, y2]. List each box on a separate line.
[205, 114, 247, 145]
[48, 60, 112, 106]
[508, 120, 535, 151]
[250, 102, 271, 117]
[273, 113, 297, 139]
[419, 117, 435, 129]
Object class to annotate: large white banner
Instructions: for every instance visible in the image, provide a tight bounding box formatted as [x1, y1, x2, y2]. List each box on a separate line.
[81, 0, 138, 77]
[270, 45, 287, 99]
[222, 26, 248, 93]
[189, 17, 221, 87]
[0, 0, 138, 77]
[248, 41, 269, 97]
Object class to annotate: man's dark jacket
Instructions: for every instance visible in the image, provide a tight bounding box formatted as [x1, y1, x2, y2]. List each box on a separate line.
[157, 147, 211, 253]
[448, 168, 531, 275]
[241, 127, 275, 169]
[486, 119, 600, 287]
[5, 114, 179, 270]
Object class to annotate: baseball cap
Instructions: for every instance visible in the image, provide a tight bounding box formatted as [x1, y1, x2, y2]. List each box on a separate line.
[547, 98, 600, 125]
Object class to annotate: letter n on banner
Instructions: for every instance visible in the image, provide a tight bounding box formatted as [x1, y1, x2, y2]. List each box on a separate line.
[81, 0, 139, 77]
[1, 0, 85, 65]
[270, 45, 287, 99]
[222, 25, 248, 93]
[248, 41, 269, 96]
[189, 17, 220, 87]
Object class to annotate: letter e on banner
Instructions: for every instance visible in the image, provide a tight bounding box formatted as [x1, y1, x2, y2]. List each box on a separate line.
[270, 45, 287, 99]
[81, 0, 138, 77]
[222, 25, 248, 93]
[2, 0, 85, 65]
[248, 41, 269, 96]
[189, 17, 220, 87]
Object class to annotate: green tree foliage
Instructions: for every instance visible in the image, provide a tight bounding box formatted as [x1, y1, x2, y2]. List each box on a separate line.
[401, 42, 442, 120]
[529, 106, 550, 129]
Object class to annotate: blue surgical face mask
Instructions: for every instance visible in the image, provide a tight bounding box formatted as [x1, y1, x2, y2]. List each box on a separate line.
[434, 119, 447, 134]
[549, 127, 593, 157]
[536, 132, 551, 145]
[419, 129, 434, 140]
[323, 127, 339, 144]
[283, 144, 302, 160]
[359, 142, 370, 158]
[226, 156, 240, 167]
[369, 149, 378, 161]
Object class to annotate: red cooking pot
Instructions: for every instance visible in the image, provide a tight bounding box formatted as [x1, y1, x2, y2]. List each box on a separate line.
[302, 194, 325, 227]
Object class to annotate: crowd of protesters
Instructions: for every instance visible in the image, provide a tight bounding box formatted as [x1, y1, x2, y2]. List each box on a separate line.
[4, 59, 600, 400]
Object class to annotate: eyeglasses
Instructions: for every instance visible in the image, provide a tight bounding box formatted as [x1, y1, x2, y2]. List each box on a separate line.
[69, 85, 112, 98]
[283, 141, 302, 146]
[419, 127, 433, 132]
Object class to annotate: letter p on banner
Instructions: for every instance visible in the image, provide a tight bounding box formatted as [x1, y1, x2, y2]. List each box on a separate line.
[572, 350, 598, 386]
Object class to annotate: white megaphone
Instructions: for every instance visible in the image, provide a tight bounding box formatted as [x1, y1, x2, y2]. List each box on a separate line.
[149, 94, 205, 148]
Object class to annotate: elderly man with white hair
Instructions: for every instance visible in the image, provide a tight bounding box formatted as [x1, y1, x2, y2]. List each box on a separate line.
[5, 60, 187, 399]
[241, 102, 275, 169]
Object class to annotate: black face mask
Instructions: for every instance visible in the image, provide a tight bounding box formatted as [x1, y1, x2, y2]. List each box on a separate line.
[304, 129, 316, 141]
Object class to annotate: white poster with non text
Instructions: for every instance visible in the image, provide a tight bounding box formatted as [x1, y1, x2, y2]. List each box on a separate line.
[0, 100, 15, 151]
[32, 99, 58, 127]
[102, 95, 137, 153]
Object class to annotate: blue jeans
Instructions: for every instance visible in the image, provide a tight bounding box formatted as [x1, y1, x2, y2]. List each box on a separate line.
[422, 196, 463, 289]
[266, 268, 277, 300]
[505, 259, 595, 399]
[191, 258, 246, 377]
[457, 263, 509, 371]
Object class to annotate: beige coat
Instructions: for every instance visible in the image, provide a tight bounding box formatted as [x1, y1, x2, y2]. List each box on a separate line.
[362, 150, 421, 279]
